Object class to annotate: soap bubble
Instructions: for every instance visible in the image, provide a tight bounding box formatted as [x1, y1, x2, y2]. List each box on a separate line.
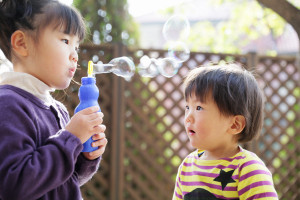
[138, 58, 159, 78]
[93, 56, 135, 81]
[162, 14, 190, 42]
[139, 55, 151, 68]
[157, 57, 180, 78]
[109, 57, 135, 81]
[168, 41, 190, 63]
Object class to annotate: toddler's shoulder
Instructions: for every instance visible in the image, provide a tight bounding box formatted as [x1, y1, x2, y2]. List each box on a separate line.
[236, 148, 270, 173]
[183, 149, 201, 161]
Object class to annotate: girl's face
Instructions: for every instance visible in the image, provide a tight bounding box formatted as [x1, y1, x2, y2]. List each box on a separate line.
[184, 93, 236, 153]
[25, 24, 80, 89]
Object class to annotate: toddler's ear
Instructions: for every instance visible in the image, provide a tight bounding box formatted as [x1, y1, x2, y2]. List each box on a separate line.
[229, 115, 246, 135]
[11, 30, 29, 57]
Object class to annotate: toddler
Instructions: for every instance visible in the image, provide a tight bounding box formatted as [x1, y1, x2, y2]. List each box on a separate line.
[172, 64, 278, 200]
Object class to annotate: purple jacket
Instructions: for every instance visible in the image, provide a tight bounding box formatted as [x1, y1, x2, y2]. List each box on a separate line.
[0, 85, 101, 200]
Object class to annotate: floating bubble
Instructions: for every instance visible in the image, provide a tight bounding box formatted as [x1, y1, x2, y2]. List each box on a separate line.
[139, 55, 151, 68]
[92, 56, 135, 81]
[138, 58, 159, 78]
[168, 41, 190, 63]
[109, 57, 135, 81]
[162, 14, 190, 42]
[157, 57, 180, 78]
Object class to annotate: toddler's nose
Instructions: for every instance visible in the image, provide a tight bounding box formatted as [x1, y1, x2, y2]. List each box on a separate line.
[185, 112, 194, 123]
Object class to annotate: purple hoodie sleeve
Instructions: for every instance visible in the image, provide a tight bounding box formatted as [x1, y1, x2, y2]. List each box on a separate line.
[55, 100, 101, 185]
[75, 154, 101, 186]
[0, 110, 80, 199]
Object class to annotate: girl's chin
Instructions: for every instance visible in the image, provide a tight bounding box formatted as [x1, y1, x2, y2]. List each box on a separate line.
[55, 82, 71, 90]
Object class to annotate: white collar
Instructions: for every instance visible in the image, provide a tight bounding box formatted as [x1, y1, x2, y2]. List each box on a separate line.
[0, 71, 55, 104]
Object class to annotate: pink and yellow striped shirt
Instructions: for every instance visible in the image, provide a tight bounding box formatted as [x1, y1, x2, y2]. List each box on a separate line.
[172, 147, 278, 200]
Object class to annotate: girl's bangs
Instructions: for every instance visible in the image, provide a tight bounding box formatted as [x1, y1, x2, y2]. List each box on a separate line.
[40, 3, 85, 41]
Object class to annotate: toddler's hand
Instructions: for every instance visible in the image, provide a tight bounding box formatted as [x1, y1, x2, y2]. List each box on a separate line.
[82, 131, 108, 160]
[65, 106, 104, 143]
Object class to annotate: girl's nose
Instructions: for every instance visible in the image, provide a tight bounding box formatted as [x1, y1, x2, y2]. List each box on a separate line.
[70, 51, 78, 63]
[72, 56, 78, 63]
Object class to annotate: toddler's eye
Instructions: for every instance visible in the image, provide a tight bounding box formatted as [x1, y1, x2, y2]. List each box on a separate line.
[75, 46, 80, 53]
[62, 39, 69, 44]
[185, 106, 189, 110]
[196, 106, 202, 110]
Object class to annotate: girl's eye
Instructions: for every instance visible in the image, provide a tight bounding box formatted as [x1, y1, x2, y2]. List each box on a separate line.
[75, 46, 80, 53]
[62, 39, 69, 44]
[185, 106, 189, 110]
[196, 106, 203, 110]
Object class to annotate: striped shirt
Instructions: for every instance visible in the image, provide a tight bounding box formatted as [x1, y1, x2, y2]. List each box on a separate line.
[172, 147, 278, 200]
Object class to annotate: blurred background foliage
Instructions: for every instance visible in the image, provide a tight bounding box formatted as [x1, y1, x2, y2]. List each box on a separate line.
[73, 0, 140, 46]
[73, 0, 299, 56]
[162, 0, 300, 55]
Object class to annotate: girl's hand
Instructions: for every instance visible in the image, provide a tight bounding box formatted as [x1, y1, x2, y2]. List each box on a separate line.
[82, 132, 108, 160]
[65, 106, 104, 143]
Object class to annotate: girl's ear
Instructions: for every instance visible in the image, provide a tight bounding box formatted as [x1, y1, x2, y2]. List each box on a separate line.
[11, 30, 29, 57]
[229, 115, 246, 135]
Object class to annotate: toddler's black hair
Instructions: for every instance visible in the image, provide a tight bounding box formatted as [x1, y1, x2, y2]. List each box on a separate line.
[183, 63, 264, 143]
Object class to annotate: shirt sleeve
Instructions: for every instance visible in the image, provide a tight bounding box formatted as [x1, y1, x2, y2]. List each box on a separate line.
[0, 97, 82, 199]
[237, 158, 278, 200]
[172, 163, 184, 200]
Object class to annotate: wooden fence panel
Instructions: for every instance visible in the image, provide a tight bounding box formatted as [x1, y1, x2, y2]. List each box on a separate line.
[255, 56, 300, 199]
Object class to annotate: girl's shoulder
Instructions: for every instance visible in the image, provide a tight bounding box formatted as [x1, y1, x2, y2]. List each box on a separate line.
[0, 85, 48, 109]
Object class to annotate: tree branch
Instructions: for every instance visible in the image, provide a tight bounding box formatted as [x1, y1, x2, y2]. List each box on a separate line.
[256, 0, 300, 36]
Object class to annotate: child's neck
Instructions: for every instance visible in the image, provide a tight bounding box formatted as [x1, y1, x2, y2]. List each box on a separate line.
[200, 145, 240, 160]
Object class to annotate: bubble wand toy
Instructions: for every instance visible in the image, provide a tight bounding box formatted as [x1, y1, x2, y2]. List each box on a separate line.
[75, 57, 135, 152]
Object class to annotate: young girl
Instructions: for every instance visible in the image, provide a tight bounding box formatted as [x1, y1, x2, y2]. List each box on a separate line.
[0, 0, 107, 199]
[173, 64, 278, 200]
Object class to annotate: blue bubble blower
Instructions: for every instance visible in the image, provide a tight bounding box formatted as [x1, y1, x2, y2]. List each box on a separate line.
[75, 57, 135, 152]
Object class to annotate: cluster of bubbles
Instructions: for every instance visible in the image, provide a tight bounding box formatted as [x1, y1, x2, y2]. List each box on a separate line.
[137, 14, 191, 78]
[89, 15, 191, 81]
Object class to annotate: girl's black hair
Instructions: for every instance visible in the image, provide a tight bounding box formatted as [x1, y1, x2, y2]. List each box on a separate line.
[0, 0, 86, 61]
[183, 64, 264, 143]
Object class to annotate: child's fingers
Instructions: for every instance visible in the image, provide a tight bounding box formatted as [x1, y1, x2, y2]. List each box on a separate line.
[78, 106, 100, 115]
[89, 143, 107, 157]
[89, 114, 104, 125]
[92, 136, 107, 148]
[92, 132, 106, 140]
[92, 124, 106, 134]
[88, 112, 104, 121]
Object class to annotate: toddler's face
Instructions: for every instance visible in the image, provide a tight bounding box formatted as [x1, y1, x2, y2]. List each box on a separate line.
[184, 93, 235, 151]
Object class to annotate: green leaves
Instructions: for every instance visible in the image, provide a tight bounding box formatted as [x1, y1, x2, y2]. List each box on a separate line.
[185, 0, 287, 54]
[74, 0, 138, 45]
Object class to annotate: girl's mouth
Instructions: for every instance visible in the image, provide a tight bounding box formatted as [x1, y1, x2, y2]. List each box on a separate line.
[69, 67, 76, 76]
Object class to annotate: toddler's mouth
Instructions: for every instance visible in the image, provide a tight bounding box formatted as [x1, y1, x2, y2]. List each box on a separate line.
[188, 129, 196, 135]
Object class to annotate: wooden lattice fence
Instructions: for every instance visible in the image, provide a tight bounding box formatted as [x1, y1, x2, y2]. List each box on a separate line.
[56, 44, 300, 200]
